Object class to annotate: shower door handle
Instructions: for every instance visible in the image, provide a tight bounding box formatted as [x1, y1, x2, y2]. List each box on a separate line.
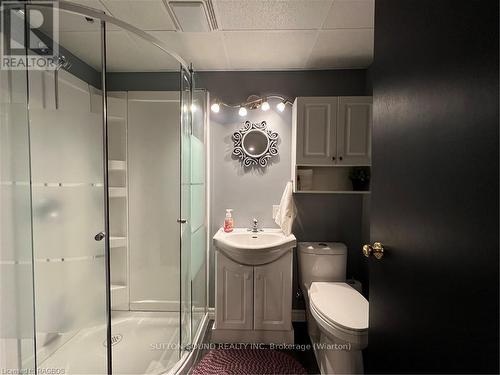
[94, 232, 106, 241]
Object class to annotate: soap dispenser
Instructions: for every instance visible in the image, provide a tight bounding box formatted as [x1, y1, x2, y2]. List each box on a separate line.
[224, 209, 234, 232]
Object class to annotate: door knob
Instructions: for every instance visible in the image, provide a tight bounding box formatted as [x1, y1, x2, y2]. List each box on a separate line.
[363, 242, 384, 259]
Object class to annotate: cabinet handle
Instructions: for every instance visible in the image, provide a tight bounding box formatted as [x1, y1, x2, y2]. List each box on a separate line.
[339, 156, 343, 161]
[332, 156, 336, 161]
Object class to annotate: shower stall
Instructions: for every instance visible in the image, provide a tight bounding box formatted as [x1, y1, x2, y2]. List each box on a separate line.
[0, 2, 208, 374]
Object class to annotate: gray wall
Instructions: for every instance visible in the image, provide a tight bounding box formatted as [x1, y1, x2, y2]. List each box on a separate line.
[204, 70, 371, 308]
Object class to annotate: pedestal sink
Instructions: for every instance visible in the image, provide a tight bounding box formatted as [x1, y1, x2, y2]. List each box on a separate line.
[213, 228, 296, 266]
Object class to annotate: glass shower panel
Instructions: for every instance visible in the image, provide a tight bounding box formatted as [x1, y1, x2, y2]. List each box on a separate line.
[0, 48, 36, 374]
[105, 25, 185, 375]
[26, 7, 108, 374]
[191, 90, 207, 335]
[180, 68, 193, 353]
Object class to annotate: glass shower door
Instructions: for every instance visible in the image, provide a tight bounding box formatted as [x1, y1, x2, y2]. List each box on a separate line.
[0, 32, 36, 375]
[26, 6, 109, 374]
[180, 68, 193, 353]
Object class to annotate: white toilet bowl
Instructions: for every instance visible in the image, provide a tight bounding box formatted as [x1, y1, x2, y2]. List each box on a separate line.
[309, 282, 369, 374]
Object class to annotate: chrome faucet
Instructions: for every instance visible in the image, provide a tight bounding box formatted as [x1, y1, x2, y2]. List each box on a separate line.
[248, 218, 262, 233]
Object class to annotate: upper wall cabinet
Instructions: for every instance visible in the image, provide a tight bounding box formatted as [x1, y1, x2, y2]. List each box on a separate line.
[291, 96, 372, 193]
[294, 97, 338, 165]
[292, 96, 372, 166]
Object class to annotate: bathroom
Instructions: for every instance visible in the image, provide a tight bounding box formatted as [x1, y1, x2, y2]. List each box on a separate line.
[0, 1, 498, 375]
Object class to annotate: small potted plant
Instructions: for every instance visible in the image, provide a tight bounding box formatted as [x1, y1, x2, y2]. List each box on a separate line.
[349, 167, 370, 191]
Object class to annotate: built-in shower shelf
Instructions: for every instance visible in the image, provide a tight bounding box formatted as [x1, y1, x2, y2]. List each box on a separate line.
[111, 284, 127, 291]
[111, 283, 128, 309]
[108, 115, 126, 122]
[110, 236, 127, 248]
[109, 187, 126, 197]
[108, 160, 126, 171]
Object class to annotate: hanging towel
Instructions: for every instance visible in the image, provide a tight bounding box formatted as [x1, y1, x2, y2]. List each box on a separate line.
[275, 181, 295, 236]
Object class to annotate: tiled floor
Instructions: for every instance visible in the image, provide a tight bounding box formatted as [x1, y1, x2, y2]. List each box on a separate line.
[193, 321, 320, 374]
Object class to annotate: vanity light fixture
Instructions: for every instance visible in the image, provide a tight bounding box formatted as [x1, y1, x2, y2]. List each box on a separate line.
[210, 102, 220, 113]
[261, 98, 270, 111]
[210, 95, 291, 114]
[238, 106, 248, 117]
[276, 101, 286, 112]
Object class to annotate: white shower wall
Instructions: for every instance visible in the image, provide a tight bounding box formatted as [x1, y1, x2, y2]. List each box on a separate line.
[126, 91, 181, 311]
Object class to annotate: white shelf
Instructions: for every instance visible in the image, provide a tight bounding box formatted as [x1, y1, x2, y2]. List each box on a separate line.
[111, 284, 126, 291]
[109, 236, 127, 248]
[294, 190, 370, 194]
[108, 160, 126, 171]
[107, 115, 126, 122]
[111, 284, 128, 308]
[109, 187, 126, 197]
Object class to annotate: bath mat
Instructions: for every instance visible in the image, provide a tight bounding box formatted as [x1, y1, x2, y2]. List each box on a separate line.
[191, 348, 307, 375]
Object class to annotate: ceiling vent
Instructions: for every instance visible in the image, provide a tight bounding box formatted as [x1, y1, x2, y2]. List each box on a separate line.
[164, 0, 218, 32]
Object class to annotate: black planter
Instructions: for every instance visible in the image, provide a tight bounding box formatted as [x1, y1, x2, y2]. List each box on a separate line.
[351, 179, 370, 191]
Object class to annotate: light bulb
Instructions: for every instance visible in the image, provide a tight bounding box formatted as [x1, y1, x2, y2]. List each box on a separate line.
[261, 100, 270, 111]
[210, 102, 220, 113]
[277, 101, 286, 112]
[238, 106, 247, 117]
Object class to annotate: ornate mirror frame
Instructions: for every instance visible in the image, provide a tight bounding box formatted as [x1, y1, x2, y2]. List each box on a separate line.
[232, 121, 279, 167]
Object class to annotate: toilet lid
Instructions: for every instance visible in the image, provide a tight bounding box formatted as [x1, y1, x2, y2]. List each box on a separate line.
[309, 282, 369, 332]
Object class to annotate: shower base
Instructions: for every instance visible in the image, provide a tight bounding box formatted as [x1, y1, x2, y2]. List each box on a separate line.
[39, 311, 181, 375]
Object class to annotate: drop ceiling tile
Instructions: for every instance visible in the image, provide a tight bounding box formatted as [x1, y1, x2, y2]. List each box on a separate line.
[222, 30, 318, 70]
[101, 0, 176, 31]
[307, 28, 373, 69]
[213, 0, 333, 30]
[65, 0, 108, 12]
[105, 30, 180, 71]
[323, 0, 374, 29]
[150, 31, 229, 70]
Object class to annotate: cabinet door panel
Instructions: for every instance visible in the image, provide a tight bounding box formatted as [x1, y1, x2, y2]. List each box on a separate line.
[337, 96, 372, 165]
[296, 98, 337, 165]
[215, 252, 253, 330]
[254, 252, 292, 331]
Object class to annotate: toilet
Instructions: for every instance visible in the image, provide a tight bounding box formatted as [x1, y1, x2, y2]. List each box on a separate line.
[298, 242, 369, 374]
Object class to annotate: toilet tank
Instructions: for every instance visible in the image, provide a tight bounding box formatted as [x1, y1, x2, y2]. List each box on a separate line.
[298, 242, 347, 292]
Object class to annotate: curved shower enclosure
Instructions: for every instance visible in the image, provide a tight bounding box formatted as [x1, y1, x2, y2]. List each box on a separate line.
[0, 2, 208, 374]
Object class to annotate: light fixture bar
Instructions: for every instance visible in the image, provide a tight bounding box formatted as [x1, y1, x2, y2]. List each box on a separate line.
[210, 94, 291, 114]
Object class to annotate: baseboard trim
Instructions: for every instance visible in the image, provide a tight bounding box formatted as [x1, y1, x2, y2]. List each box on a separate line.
[292, 309, 306, 322]
[207, 307, 306, 322]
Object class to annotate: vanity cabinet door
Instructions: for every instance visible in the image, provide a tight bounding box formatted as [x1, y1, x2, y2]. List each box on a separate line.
[295, 97, 338, 165]
[336, 96, 372, 165]
[254, 252, 292, 331]
[215, 252, 253, 330]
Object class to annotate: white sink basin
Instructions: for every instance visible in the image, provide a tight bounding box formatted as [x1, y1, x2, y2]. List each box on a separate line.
[213, 228, 296, 265]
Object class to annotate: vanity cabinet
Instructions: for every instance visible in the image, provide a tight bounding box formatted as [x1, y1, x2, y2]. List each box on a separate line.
[293, 96, 372, 166]
[215, 251, 253, 330]
[254, 253, 292, 331]
[214, 250, 293, 343]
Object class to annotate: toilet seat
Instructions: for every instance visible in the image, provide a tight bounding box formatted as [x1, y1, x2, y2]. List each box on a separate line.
[309, 282, 369, 335]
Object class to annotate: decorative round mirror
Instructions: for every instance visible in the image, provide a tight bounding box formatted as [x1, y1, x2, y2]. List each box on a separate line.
[242, 130, 269, 157]
[233, 121, 278, 167]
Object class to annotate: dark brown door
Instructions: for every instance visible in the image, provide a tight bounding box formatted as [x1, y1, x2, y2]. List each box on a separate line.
[366, 0, 499, 373]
